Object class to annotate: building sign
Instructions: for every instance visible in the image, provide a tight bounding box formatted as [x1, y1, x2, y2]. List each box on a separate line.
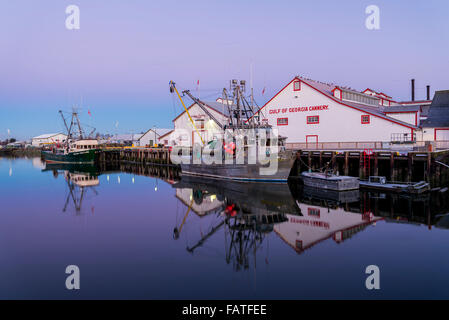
[289, 217, 330, 229]
[269, 105, 329, 114]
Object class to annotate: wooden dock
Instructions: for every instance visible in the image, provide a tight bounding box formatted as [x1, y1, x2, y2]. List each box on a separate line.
[292, 149, 449, 188]
[98, 147, 174, 166]
[94, 147, 449, 188]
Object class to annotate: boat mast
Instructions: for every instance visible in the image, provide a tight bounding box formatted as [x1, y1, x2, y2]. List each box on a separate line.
[59, 110, 72, 140]
[73, 111, 85, 139]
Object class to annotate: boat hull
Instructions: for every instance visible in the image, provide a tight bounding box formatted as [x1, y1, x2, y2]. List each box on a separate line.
[301, 172, 359, 191]
[180, 151, 296, 183]
[42, 149, 98, 164]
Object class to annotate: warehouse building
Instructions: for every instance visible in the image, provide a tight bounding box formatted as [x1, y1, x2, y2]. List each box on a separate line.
[253, 76, 438, 147]
[109, 134, 143, 146]
[31, 133, 68, 147]
[138, 128, 173, 147]
[160, 99, 230, 146]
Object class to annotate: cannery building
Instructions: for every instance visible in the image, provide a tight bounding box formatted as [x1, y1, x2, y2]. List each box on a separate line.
[253, 76, 435, 148]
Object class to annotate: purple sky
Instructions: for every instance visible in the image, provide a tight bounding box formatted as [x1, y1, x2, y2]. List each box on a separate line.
[1, 0, 448, 140]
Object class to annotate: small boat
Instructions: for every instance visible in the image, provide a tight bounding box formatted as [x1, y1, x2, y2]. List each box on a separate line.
[300, 171, 359, 191]
[359, 176, 430, 194]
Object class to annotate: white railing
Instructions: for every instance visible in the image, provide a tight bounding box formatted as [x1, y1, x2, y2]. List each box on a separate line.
[285, 140, 449, 151]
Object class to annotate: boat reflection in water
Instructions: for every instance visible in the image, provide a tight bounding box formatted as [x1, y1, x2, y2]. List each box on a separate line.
[171, 176, 382, 270]
[173, 176, 302, 270]
[43, 163, 100, 214]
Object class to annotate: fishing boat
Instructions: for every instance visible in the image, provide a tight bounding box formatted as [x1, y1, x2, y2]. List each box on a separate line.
[42, 110, 100, 164]
[169, 80, 297, 183]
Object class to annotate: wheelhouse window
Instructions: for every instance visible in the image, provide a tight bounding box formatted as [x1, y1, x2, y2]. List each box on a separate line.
[361, 115, 370, 124]
[307, 115, 319, 124]
[293, 80, 301, 91]
[277, 118, 288, 126]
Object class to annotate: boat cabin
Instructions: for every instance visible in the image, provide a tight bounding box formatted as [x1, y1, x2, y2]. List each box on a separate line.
[67, 172, 100, 187]
[70, 139, 99, 152]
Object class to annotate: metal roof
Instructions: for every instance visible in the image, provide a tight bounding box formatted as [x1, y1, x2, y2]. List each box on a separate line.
[300, 78, 418, 129]
[111, 134, 143, 141]
[32, 133, 67, 139]
[172, 100, 233, 122]
[422, 90, 449, 128]
[139, 128, 173, 139]
[384, 105, 420, 112]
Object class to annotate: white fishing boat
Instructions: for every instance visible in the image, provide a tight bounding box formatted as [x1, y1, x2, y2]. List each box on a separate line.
[300, 171, 359, 191]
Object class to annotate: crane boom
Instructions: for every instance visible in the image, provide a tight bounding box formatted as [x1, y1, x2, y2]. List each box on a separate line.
[169, 81, 205, 145]
[182, 90, 224, 130]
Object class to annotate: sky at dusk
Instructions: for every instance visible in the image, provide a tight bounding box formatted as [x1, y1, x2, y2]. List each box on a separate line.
[1, 0, 448, 140]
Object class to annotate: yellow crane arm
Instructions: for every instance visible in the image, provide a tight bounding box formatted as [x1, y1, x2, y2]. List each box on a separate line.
[170, 81, 205, 145]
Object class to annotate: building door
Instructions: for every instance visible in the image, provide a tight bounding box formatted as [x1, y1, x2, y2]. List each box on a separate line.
[306, 135, 318, 149]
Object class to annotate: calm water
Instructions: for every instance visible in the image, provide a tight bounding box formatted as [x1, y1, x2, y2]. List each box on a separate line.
[1, 157, 449, 299]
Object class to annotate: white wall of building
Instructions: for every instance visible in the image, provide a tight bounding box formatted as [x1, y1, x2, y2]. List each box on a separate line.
[138, 129, 173, 147]
[31, 133, 68, 147]
[384, 112, 418, 126]
[262, 80, 414, 144]
[139, 130, 158, 147]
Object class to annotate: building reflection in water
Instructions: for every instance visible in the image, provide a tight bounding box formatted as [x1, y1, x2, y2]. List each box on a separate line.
[172, 175, 449, 270]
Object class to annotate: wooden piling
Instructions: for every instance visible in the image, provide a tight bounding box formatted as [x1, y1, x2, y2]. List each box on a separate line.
[344, 152, 349, 176]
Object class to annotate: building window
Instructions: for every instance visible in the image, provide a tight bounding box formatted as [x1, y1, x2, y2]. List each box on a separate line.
[277, 118, 288, 126]
[307, 115, 319, 124]
[195, 119, 205, 129]
[361, 115, 370, 124]
[293, 80, 301, 91]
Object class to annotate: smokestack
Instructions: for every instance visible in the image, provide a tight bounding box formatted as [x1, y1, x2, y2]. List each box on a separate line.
[426, 85, 430, 100]
[411, 79, 415, 101]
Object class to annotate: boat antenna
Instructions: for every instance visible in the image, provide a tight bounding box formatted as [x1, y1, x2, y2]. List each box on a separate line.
[74, 111, 85, 139]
